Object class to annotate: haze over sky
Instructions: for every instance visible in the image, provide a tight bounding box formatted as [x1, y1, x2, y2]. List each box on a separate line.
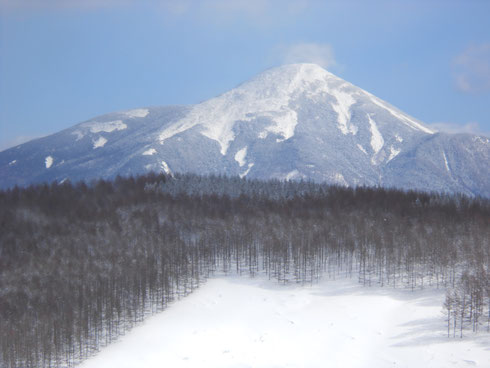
[1, 0, 489, 151]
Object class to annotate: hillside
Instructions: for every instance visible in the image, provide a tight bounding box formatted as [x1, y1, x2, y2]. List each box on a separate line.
[1, 174, 488, 367]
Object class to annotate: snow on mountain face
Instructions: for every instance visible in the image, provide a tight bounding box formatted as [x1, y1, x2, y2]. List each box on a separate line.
[158, 64, 323, 154]
[0, 63, 488, 196]
[158, 64, 432, 156]
[153, 63, 442, 188]
[45, 156, 53, 169]
[125, 108, 149, 118]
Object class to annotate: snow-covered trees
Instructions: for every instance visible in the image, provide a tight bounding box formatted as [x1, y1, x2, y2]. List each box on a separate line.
[0, 173, 488, 367]
[445, 268, 489, 337]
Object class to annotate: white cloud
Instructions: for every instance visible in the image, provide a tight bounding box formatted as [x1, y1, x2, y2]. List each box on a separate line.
[453, 43, 490, 94]
[275, 43, 337, 69]
[427, 122, 489, 137]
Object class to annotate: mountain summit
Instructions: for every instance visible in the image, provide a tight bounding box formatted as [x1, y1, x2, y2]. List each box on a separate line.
[1, 63, 488, 196]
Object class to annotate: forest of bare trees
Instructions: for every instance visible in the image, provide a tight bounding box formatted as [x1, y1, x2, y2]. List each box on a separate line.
[0, 173, 488, 367]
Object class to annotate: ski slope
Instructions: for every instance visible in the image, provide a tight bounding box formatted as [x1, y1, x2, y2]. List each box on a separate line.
[80, 276, 489, 368]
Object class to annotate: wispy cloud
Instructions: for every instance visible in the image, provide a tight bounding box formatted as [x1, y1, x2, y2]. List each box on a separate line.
[453, 43, 490, 94]
[427, 122, 489, 137]
[274, 43, 337, 69]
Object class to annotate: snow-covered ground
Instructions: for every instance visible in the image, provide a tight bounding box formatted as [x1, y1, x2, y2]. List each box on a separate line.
[80, 276, 489, 368]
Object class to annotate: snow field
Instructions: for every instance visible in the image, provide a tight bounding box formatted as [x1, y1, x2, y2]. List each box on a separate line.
[45, 156, 53, 168]
[79, 276, 489, 368]
[92, 136, 107, 149]
[84, 120, 127, 134]
[160, 160, 171, 174]
[367, 113, 384, 155]
[240, 163, 254, 178]
[125, 109, 149, 118]
[142, 148, 157, 156]
[234, 147, 248, 167]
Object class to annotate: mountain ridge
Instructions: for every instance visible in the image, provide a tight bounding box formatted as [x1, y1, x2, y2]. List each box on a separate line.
[1, 63, 488, 196]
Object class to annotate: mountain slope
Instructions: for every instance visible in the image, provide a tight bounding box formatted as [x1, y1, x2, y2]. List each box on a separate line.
[383, 133, 490, 196]
[0, 63, 488, 196]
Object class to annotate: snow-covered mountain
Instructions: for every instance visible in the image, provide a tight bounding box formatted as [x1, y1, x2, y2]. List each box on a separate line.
[1, 63, 489, 196]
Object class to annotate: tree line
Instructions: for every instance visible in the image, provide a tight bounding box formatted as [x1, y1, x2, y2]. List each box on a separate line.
[0, 173, 488, 367]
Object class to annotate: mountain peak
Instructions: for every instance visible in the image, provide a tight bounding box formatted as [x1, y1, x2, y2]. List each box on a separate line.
[259, 62, 333, 78]
[158, 63, 339, 155]
[1, 65, 487, 196]
[244, 63, 338, 94]
[158, 62, 433, 156]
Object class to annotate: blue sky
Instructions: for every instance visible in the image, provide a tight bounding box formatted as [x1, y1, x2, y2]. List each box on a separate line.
[1, 0, 489, 150]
